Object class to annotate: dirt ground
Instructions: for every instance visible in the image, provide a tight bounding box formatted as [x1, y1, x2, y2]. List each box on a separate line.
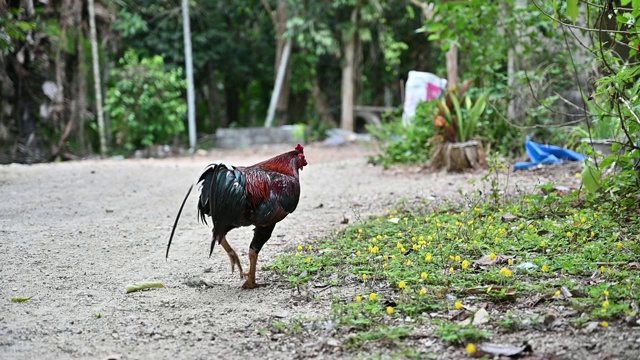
[1, 143, 635, 360]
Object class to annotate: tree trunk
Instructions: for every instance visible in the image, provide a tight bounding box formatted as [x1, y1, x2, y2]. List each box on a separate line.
[341, 36, 355, 131]
[311, 75, 337, 127]
[341, 5, 360, 132]
[446, 44, 458, 90]
[75, 0, 87, 154]
[274, 0, 290, 125]
[88, 0, 107, 156]
[182, 0, 196, 151]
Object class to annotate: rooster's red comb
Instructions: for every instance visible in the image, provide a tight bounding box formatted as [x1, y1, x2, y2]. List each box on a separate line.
[295, 144, 304, 153]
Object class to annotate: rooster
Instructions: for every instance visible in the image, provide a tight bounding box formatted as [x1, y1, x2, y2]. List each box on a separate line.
[167, 144, 307, 289]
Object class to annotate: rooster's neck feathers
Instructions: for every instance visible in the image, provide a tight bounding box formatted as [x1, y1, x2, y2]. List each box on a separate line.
[251, 150, 301, 176]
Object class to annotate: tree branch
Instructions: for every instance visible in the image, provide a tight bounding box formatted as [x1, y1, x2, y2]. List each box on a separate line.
[260, 0, 278, 27]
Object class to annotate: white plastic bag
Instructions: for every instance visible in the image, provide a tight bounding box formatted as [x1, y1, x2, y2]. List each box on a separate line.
[402, 71, 447, 126]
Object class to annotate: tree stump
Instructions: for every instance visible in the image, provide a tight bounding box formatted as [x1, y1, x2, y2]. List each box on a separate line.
[431, 140, 486, 172]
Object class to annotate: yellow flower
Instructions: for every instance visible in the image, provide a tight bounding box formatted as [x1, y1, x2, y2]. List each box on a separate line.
[575, 172, 582, 178]
[600, 266, 606, 273]
[555, 290, 561, 297]
[397, 232, 403, 237]
[413, 244, 420, 250]
[474, 207, 480, 212]
[528, 224, 534, 229]
[519, 223, 524, 229]
[356, 250, 361, 256]
[295, 252, 301, 257]
[542, 265, 550, 272]
[387, 306, 395, 315]
[305, 257, 311, 264]
[406, 260, 412, 266]
[489, 225, 494, 230]
[462, 260, 470, 269]
[449, 255, 455, 261]
[540, 241, 546, 247]
[455, 255, 461, 262]
[591, 231, 595, 238]
[499, 267, 513, 277]
[398, 281, 406, 289]
[362, 274, 368, 281]
[581, 217, 587, 223]
[419, 287, 426, 295]
[460, 211, 465, 216]
[508, 259, 514, 266]
[369, 293, 377, 301]
[601, 308, 607, 313]
[601, 321, 609, 328]
[376, 235, 383, 240]
[466, 343, 477, 355]
[603, 300, 610, 307]
[425, 253, 432, 262]
[489, 253, 496, 261]
[297, 245, 303, 251]
[356, 295, 362, 303]
[427, 235, 433, 241]
[421, 272, 428, 279]
[449, 267, 454, 274]
[412, 236, 417, 242]
[307, 245, 313, 251]
[383, 263, 388, 269]
[397, 242, 403, 249]
[454, 301, 463, 310]
[566, 231, 572, 237]
[604, 290, 610, 297]
[617, 242, 623, 249]
[358, 228, 363, 233]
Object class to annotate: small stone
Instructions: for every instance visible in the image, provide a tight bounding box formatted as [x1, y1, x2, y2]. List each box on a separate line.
[326, 338, 339, 347]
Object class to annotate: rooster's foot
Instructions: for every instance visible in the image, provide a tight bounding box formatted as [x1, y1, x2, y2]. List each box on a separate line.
[226, 251, 243, 276]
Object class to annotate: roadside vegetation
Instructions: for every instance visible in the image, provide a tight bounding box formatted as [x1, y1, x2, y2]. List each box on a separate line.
[271, 159, 640, 357]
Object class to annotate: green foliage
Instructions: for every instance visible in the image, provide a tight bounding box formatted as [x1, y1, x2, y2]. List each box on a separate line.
[105, 50, 186, 151]
[0, 9, 36, 53]
[436, 91, 488, 143]
[368, 103, 436, 168]
[554, 0, 640, 194]
[272, 170, 640, 349]
[437, 323, 492, 345]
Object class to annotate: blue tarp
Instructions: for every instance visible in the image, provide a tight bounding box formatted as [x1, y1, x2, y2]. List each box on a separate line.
[514, 140, 586, 171]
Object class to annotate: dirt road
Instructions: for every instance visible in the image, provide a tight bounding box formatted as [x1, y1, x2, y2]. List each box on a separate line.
[0, 144, 580, 359]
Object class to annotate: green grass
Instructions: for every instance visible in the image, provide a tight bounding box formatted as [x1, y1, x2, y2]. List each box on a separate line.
[270, 182, 640, 353]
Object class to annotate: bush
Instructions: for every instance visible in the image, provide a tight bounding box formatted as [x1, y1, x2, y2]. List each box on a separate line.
[105, 50, 186, 151]
[368, 102, 437, 168]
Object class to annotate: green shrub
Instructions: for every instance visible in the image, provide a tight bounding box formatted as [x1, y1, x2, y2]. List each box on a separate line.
[368, 102, 437, 168]
[105, 50, 186, 151]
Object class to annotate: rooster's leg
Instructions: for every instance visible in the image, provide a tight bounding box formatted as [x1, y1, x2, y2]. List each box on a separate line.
[241, 224, 275, 289]
[220, 237, 243, 277]
[241, 249, 259, 289]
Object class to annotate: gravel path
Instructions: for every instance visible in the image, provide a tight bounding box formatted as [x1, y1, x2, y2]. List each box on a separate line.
[0, 143, 584, 359]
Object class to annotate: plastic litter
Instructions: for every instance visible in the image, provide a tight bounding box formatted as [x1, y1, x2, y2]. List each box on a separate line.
[514, 139, 586, 171]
